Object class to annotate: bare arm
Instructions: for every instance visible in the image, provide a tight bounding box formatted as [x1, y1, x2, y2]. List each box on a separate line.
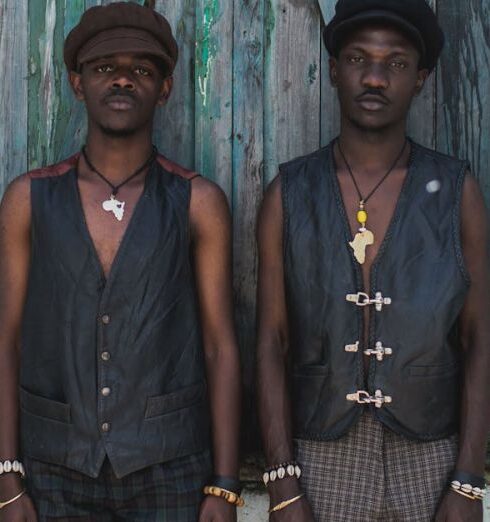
[0, 175, 37, 520]
[436, 172, 490, 521]
[189, 178, 241, 521]
[256, 177, 314, 520]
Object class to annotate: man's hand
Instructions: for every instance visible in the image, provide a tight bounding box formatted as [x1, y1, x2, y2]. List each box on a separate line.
[269, 496, 315, 521]
[434, 490, 483, 522]
[198, 495, 237, 522]
[0, 493, 38, 522]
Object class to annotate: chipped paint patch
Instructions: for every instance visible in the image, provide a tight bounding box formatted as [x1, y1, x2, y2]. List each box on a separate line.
[308, 62, 318, 84]
[196, 0, 220, 107]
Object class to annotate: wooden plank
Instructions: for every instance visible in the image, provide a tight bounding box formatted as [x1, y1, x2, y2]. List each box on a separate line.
[407, 0, 436, 148]
[232, 0, 264, 448]
[195, 0, 233, 198]
[264, 0, 322, 184]
[153, 0, 196, 169]
[0, 0, 28, 190]
[437, 0, 490, 205]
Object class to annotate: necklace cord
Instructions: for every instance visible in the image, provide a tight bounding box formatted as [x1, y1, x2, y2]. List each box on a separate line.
[81, 146, 157, 196]
[337, 138, 408, 205]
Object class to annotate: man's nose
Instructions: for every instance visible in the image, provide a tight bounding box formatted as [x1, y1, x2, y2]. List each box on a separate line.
[111, 70, 135, 91]
[361, 63, 389, 89]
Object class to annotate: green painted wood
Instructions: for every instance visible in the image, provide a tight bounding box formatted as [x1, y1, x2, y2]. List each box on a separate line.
[195, 0, 233, 197]
[0, 0, 28, 191]
[264, 0, 322, 184]
[437, 0, 490, 205]
[153, 0, 196, 169]
[232, 0, 264, 447]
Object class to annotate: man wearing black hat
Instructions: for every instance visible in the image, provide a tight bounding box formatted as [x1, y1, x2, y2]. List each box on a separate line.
[0, 2, 241, 521]
[257, 0, 489, 520]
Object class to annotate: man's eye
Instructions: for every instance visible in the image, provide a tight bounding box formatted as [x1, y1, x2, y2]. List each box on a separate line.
[96, 64, 114, 73]
[348, 56, 364, 64]
[135, 67, 151, 76]
[390, 61, 407, 69]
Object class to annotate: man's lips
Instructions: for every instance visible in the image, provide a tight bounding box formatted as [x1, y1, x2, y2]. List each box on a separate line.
[356, 94, 389, 111]
[104, 95, 136, 110]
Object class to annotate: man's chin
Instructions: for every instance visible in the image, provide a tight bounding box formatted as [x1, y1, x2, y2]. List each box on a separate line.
[99, 125, 138, 138]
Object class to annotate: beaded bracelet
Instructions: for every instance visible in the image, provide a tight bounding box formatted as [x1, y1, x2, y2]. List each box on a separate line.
[450, 481, 486, 501]
[263, 461, 301, 486]
[203, 485, 245, 507]
[0, 460, 25, 479]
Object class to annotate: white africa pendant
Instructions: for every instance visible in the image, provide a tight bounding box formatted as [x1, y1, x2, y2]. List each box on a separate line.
[102, 194, 125, 222]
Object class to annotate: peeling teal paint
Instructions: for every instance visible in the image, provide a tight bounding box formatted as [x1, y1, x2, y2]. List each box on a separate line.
[264, 0, 275, 51]
[196, 0, 220, 107]
[308, 63, 318, 84]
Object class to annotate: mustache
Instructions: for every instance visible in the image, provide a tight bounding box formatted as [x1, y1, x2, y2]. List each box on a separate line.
[103, 89, 137, 103]
[356, 88, 390, 104]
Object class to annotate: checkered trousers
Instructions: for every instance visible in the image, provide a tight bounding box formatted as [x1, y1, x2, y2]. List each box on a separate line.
[295, 412, 458, 522]
[24, 450, 212, 521]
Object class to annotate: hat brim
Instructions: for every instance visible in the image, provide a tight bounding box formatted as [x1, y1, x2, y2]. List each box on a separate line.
[328, 9, 427, 66]
[77, 28, 175, 74]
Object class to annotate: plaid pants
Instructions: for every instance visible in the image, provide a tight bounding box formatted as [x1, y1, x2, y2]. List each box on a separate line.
[296, 412, 458, 522]
[24, 450, 212, 521]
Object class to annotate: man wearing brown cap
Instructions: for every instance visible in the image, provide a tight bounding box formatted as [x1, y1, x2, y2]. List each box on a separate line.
[257, 0, 489, 520]
[0, 2, 240, 521]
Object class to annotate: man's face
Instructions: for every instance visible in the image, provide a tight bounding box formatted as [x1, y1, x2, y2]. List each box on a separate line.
[69, 52, 173, 137]
[330, 24, 428, 132]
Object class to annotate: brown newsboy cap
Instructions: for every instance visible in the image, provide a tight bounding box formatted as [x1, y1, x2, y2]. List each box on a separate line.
[64, 1, 178, 75]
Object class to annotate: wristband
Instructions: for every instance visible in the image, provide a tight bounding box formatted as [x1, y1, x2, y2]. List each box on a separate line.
[451, 471, 485, 490]
[269, 493, 304, 513]
[211, 475, 241, 495]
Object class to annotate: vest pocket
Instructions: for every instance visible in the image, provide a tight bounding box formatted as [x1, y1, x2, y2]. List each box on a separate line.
[407, 361, 459, 377]
[20, 388, 71, 423]
[144, 381, 206, 419]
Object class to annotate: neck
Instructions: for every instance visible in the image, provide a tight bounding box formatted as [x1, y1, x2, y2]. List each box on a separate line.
[83, 129, 155, 184]
[337, 118, 408, 174]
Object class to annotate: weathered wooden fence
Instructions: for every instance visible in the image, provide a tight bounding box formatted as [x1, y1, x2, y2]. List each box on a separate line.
[1, 0, 489, 453]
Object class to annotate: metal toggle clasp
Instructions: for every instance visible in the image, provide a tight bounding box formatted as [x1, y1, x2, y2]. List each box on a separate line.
[346, 291, 392, 311]
[364, 341, 393, 361]
[346, 389, 392, 408]
[345, 341, 359, 353]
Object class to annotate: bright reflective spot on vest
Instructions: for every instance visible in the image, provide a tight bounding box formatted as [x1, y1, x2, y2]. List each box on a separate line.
[426, 180, 441, 193]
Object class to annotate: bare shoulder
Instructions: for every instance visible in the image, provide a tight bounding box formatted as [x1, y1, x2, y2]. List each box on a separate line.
[257, 174, 282, 238]
[461, 171, 488, 239]
[0, 174, 31, 230]
[189, 177, 231, 239]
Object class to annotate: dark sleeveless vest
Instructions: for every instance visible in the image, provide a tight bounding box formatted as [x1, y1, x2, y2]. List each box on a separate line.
[20, 154, 210, 478]
[281, 141, 469, 441]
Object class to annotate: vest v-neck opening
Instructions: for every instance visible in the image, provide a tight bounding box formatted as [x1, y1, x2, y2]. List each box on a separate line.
[71, 161, 155, 286]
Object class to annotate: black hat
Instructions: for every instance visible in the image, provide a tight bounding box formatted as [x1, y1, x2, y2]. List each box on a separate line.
[323, 0, 444, 71]
[64, 2, 178, 75]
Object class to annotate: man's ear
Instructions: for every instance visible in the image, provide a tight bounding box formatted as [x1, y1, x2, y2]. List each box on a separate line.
[414, 68, 429, 96]
[329, 57, 338, 88]
[69, 71, 85, 101]
[157, 76, 174, 106]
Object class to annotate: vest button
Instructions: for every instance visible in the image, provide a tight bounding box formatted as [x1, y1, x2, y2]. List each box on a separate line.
[101, 351, 111, 361]
[101, 314, 111, 325]
[101, 422, 111, 432]
[101, 387, 111, 397]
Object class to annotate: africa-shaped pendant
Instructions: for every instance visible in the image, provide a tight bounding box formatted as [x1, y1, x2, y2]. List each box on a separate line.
[349, 202, 374, 265]
[102, 194, 125, 222]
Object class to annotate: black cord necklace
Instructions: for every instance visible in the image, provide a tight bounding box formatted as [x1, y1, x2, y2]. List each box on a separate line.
[337, 138, 408, 264]
[81, 145, 157, 222]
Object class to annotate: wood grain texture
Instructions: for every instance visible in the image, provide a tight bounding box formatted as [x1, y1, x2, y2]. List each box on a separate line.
[0, 0, 28, 190]
[264, 0, 322, 184]
[153, 0, 196, 169]
[437, 0, 490, 203]
[232, 0, 264, 446]
[195, 0, 233, 197]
